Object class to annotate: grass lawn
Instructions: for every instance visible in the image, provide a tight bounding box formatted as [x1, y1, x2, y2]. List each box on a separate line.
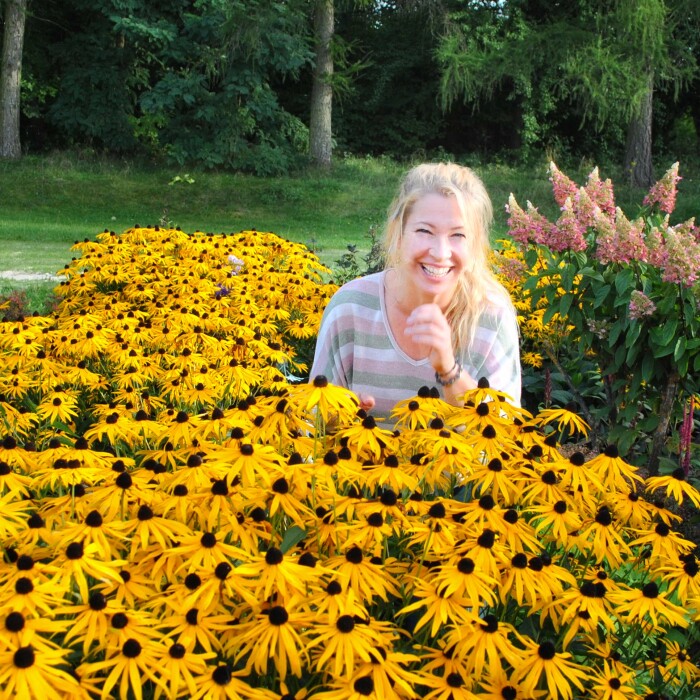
[1, 151, 697, 286]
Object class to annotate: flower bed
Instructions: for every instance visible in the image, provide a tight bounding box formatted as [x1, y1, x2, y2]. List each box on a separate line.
[0, 226, 698, 699]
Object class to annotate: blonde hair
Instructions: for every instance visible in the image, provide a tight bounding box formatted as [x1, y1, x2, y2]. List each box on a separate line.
[382, 162, 513, 353]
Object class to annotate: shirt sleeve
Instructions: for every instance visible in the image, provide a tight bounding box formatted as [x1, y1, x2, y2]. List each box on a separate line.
[310, 294, 351, 388]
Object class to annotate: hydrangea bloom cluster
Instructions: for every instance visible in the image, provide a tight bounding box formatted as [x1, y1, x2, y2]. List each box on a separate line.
[628, 290, 657, 321]
[643, 161, 681, 214]
[510, 163, 700, 287]
[0, 227, 698, 700]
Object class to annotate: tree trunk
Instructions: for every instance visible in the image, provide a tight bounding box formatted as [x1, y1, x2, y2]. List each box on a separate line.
[309, 0, 334, 169]
[647, 371, 679, 476]
[624, 70, 654, 189]
[0, 0, 28, 160]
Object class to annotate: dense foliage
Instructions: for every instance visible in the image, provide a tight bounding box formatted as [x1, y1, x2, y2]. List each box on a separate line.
[6, 0, 700, 171]
[501, 163, 700, 473]
[0, 227, 698, 699]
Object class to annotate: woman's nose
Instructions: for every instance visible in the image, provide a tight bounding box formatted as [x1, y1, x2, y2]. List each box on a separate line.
[429, 236, 451, 260]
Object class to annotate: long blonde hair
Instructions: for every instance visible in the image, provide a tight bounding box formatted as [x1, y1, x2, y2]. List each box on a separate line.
[382, 162, 513, 353]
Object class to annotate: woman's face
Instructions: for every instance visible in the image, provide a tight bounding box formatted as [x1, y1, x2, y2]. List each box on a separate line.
[396, 192, 469, 308]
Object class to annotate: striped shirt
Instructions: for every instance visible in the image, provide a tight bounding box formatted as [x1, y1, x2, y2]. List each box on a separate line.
[310, 271, 521, 418]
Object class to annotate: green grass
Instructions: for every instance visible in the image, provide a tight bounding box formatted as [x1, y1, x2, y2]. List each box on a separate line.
[1, 152, 698, 279]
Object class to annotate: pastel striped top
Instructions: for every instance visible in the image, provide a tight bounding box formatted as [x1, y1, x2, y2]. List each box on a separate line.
[310, 271, 521, 418]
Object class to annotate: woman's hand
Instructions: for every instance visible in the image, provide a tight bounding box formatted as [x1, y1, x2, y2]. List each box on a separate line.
[357, 393, 376, 411]
[404, 301, 455, 374]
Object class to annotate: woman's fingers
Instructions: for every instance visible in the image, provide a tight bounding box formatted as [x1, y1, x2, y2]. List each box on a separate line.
[358, 393, 376, 411]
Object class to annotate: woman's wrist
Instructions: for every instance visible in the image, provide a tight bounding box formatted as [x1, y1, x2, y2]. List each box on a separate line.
[435, 360, 462, 387]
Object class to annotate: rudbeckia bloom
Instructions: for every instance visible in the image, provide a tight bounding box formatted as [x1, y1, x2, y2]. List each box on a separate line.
[587, 661, 640, 700]
[0, 645, 80, 699]
[608, 580, 689, 629]
[510, 638, 588, 700]
[645, 467, 700, 508]
[77, 637, 163, 700]
[398, 577, 476, 638]
[292, 375, 358, 426]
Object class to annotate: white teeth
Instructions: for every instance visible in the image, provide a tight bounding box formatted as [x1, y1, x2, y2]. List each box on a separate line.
[422, 265, 451, 277]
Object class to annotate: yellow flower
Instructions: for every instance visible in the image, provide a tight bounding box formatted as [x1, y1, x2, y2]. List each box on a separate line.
[510, 638, 588, 700]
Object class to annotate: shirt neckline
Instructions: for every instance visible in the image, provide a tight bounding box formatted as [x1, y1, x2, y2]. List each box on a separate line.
[379, 269, 430, 368]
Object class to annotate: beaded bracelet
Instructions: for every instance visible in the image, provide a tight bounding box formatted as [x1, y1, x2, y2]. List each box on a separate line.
[435, 361, 462, 387]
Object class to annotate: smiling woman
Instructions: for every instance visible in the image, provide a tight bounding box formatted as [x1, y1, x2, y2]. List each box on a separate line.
[310, 162, 521, 421]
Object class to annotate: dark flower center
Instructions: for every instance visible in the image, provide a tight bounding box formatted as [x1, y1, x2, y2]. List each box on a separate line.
[122, 639, 141, 658]
[268, 606, 288, 626]
[13, 646, 35, 668]
[5, 611, 25, 632]
[428, 502, 446, 519]
[89, 592, 107, 610]
[200, 532, 217, 548]
[642, 582, 659, 598]
[477, 529, 496, 548]
[354, 676, 374, 696]
[511, 553, 528, 569]
[481, 614, 498, 633]
[595, 506, 613, 526]
[66, 541, 84, 559]
[367, 512, 383, 527]
[380, 490, 397, 506]
[215, 562, 232, 580]
[265, 547, 284, 565]
[272, 477, 289, 494]
[446, 672, 464, 688]
[346, 546, 363, 564]
[169, 643, 186, 659]
[336, 614, 355, 633]
[538, 641, 556, 659]
[212, 665, 232, 686]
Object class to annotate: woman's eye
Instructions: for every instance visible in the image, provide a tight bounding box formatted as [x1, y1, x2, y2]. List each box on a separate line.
[452, 232, 466, 238]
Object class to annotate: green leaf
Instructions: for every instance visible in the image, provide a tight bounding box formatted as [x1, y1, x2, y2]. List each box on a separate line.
[593, 283, 612, 309]
[608, 319, 626, 346]
[558, 293, 574, 318]
[674, 336, 687, 361]
[614, 267, 634, 295]
[649, 318, 678, 348]
[279, 525, 306, 553]
[642, 352, 655, 382]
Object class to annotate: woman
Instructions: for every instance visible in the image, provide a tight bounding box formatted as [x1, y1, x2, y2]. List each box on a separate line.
[310, 162, 521, 418]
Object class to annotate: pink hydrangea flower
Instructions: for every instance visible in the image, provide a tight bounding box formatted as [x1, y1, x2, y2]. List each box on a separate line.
[549, 162, 578, 208]
[662, 224, 700, 287]
[584, 167, 615, 217]
[594, 208, 648, 265]
[643, 162, 681, 215]
[628, 290, 656, 321]
[506, 194, 556, 246]
[551, 197, 587, 252]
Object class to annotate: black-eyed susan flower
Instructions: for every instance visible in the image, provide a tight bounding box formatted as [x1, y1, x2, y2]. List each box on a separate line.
[430, 555, 498, 611]
[585, 444, 644, 493]
[77, 637, 164, 700]
[49, 539, 126, 603]
[399, 577, 476, 638]
[576, 505, 632, 569]
[235, 546, 322, 603]
[324, 546, 400, 605]
[645, 467, 700, 508]
[447, 615, 524, 678]
[510, 638, 588, 700]
[587, 661, 641, 700]
[234, 601, 315, 680]
[657, 553, 700, 604]
[608, 580, 689, 629]
[419, 669, 479, 700]
[628, 521, 695, 563]
[0, 644, 80, 699]
[292, 375, 359, 426]
[151, 642, 216, 700]
[660, 640, 700, 687]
